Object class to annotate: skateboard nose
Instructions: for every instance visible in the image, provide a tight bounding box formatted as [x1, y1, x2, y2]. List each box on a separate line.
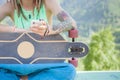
[17, 41, 35, 59]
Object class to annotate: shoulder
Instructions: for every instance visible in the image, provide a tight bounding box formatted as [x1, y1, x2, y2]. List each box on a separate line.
[0, 1, 14, 16]
[43, 0, 63, 15]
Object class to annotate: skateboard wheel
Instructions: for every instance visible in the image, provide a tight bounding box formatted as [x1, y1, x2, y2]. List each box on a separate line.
[69, 29, 78, 38]
[68, 58, 78, 67]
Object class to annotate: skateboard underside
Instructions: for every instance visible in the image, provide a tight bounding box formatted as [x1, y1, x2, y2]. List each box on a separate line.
[0, 32, 88, 64]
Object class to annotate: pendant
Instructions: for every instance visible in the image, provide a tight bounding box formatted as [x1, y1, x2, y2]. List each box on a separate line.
[29, 14, 31, 19]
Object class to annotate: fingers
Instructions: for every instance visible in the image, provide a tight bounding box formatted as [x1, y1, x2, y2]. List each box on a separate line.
[30, 26, 47, 36]
[31, 19, 46, 26]
[30, 27, 45, 36]
[31, 26, 46, 31]
[30, 27, 45, 33]
[31, 19, 47, 29]
[39, 19, 46, 25]
[30, 19, 49, 36]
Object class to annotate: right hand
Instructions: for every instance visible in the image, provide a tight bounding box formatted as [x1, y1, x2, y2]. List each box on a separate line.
[30, 19, 49, 36]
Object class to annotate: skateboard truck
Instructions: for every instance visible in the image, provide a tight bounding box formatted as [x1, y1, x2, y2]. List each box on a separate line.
[68, 28, 78, 67]
[69, 46, 84, 54]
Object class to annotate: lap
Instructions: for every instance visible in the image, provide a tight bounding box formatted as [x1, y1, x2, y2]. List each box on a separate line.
[0, 63, 76, 80]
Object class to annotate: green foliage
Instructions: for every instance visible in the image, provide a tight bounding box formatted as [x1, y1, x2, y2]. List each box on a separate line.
[83, 28, 120, 70]
[113, 29, 120, 43]
[113, 29, 120, 54]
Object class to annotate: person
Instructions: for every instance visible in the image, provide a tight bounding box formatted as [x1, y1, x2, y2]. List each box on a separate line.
[0, 0, 77, 80]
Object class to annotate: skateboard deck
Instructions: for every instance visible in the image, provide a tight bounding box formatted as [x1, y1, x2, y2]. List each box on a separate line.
[0, 32, 88, 64]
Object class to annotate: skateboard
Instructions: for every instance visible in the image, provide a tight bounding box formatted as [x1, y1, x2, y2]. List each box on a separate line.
[0, 32, 89, 64]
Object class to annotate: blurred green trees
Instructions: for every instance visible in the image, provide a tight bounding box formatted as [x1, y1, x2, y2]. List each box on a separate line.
[83, 28, 120, 70]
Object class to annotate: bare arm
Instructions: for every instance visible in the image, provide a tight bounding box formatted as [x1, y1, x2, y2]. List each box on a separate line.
[0, 2, 27, 32]
[45, 0, 77, 34]
[0, 24, 15, 32]
[0, 2, 14, 32]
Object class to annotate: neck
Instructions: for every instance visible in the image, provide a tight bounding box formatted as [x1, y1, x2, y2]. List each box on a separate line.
[21, 0, 34, 10]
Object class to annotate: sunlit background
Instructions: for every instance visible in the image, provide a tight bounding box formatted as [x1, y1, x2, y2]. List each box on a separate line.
[60, 0, 120, 71]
